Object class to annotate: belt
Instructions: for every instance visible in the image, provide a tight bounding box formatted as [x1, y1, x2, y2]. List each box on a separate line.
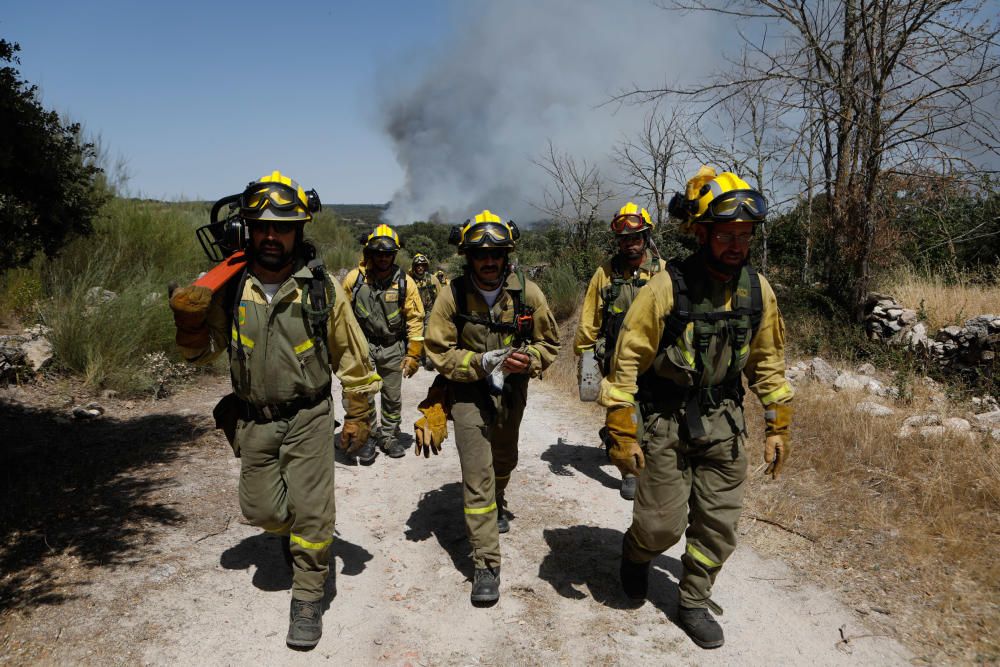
[239, 385, 331, 423]
[368, 333, 404, 348]
[637, 374, 743, 441]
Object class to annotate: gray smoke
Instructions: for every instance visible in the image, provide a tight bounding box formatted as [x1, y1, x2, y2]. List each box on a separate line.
[379, 0, 719, 225]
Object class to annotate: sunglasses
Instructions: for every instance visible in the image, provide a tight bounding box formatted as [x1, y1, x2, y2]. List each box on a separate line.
[249, 220, 298, 235]
[469, 248, 507, 260]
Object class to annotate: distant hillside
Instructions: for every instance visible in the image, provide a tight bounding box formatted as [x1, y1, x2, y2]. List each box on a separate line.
[326, 204, 388, 229]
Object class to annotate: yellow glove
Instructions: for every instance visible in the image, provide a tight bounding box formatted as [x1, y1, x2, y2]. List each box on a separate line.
[168, 284, 213, 348]
[605, 405, 644, 477]
[339, 418, 370, 454]
[763, 402, 793, 479]
[402, 340, 423, 378]
[414, 377, 449, 457]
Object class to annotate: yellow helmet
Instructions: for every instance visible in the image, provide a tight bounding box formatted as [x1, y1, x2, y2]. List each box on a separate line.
[364, 223, 400, 252]
[670, 166, 767, 235]
[450, 210, 520, 253]
[610, 202, 653, 235]
[411, 252, 430, 266]
[239, 170, 319, 222]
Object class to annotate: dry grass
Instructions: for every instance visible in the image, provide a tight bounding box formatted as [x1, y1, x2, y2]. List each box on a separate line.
[883, 268, 1000, 331]
[743, 379, 1000, 663]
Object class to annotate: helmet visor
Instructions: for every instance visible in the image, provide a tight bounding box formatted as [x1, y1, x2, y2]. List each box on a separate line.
[241, 183, 306, 213]
[705, 189, 767, 222]
[463, 222, 514, 248]
[610, 214, 649, 235]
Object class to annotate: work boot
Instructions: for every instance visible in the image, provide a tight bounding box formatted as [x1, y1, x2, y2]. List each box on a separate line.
[286, 598, 322, 649]
[382, 436, 406, 459]
[678, 606, 724, 649]
[496, 495, 510, 534]
[620, 537, 650, 601]
[471, 566, 500, 605]
[280, 536, 293, 569]
[356, 437, 377, 465]
[620, 474, 637, 500]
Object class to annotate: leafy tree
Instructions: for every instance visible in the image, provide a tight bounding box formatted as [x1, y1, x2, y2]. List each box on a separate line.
[0, 40, 106, 274]
[403, 233, 437, 263]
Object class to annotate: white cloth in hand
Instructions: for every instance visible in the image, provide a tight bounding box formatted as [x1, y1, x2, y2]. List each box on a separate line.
[481, 347, 512, 395]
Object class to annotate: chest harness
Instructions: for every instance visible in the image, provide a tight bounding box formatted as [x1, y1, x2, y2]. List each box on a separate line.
[350, 266, 408, 346]
[450, 268, 534, 347]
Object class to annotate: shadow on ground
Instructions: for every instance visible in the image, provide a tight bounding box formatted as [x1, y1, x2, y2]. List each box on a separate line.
[0, 399, 209, 612]
[220, 532, 372, 611]
[537, 525, 683, 614]
[404, 481, 472, 579]
[540, 438, 619, 490]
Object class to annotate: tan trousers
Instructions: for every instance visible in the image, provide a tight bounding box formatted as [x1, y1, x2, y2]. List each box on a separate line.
[236, 397, 335, 601]
[451, 378, 527, 569]
[624, 411, 747, 608]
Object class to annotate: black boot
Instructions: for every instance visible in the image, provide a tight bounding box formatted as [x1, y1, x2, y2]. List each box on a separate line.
[382, 436, 406, 458]
[619, 475, 637, 500]
[497, 494, 510, 534]
[619, 536, 649, 601]
[471, 566, 500, 605]
[280, 536, 293, 569]
[678, 606, 724, 649]
[286, 598, 322, 649]
[356, 437, 377, 465]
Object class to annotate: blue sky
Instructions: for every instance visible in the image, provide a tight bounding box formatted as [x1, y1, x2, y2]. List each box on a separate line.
[3, 1, 452, 203]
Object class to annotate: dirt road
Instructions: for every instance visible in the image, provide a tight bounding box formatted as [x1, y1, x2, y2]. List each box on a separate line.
[0, 370, 911, 665]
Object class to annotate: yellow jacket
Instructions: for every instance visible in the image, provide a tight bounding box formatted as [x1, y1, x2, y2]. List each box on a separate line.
[343, 265, 425, 343]
[598, 267, 793, 409]
[425, 270, 560, 382]
[179, 266, 381, 407]
[574, 249, 662, 354]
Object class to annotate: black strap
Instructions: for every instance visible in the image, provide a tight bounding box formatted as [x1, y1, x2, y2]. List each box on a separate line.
[451, 269, 529, 343]
[238, 385, 331, 422]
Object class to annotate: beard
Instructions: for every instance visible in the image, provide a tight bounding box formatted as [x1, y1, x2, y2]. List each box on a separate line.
[253, 241, 295, 271]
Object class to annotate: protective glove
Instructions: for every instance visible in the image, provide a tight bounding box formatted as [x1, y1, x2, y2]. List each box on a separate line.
[339, 418, 370, 454]
[605, 404, 645, 477]
[763, 402, 793, 479]
[168, 284, 213, 348]
[481, 347, 512, 395]
[401, 340, 423, 378]
[414, 378, 449, 456]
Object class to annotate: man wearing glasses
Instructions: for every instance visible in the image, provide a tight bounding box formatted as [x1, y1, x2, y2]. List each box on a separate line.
[168, 171, 380, 649]
[574, 202, 663, 500]
[600, 168, 794, 649]
[412, 210, 560, 605]
[343, 225, 425, 462]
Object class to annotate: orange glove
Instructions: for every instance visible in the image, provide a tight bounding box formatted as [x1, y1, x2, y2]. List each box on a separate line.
[339, 418, 371, 454]
[414, 377, 449, 457]
[605, 405, 644, 477]
[402, 340, 423, 378]
[763, 402, 793, 479]
[169, 285, 213, 348]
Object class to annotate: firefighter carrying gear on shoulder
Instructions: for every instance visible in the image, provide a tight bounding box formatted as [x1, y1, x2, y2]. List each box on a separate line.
[575, 202, 662, 501]
[415, 209, 560, 605]
[601, 168, 793, 650]
[343, 224, 425, 461]
[169, 171, 381, 649]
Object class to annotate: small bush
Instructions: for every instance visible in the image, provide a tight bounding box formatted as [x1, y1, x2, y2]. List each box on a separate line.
[538, 258, 582, 321]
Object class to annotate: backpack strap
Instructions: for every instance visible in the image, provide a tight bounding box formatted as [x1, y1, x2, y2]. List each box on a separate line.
[661, 258, 691, 348]
[747, 265, 762, 336]
[303, 258, 334, 346]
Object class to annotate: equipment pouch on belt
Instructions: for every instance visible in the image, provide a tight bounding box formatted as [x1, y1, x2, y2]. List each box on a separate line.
[212, 392, 241, 457]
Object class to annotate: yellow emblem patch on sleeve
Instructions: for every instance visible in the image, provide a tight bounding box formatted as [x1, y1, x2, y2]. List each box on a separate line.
[238, 303, 247, 326]
[384, 290, 399, 303]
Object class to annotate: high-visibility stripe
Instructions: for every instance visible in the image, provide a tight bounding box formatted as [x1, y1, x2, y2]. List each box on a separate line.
[686, 543, 721, 568]
[677, 334, 694, 367]
[290, 533, 332, 550]
[503, 334, 513, 345]
[495, 474, 510, 481]
[460, 350, 475, 370]
[464, 502, 497, 515]
[526, 346, 541, 359]
[738, 343, 749, 357]
[232, 329, 255, 349]
[387, 309, 400, 319]
[760, 383, 793, 406]
[575, 344, 595, 354]
[357, 304, 369, 316]
[383, 412, 400, 421]
[607, 386, 634, 404]
[343, 372, 381, 389]
[294, 338, 314, 354]
[411, 335, 425, 341]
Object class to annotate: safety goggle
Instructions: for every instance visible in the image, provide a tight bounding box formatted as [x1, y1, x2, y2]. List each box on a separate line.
[705, 190, 767, 222]
[610, 214, 649, 234]
[463, 222, 514, 247]
[240, 183, 306, 213]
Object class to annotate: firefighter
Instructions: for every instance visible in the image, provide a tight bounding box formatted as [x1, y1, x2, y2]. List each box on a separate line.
[343, 225, 425, 462]
[168, 171, 380, 649]
[408, 252, 443, 369]
[574, 202, 662, 500]
[601, 168, 793, 649]
[412, 210, 560, 605]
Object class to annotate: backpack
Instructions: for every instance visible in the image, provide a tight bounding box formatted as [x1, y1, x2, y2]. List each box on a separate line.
[597, 256, 662, 375]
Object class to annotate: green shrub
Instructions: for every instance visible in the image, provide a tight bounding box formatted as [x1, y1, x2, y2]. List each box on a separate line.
[538, 258, 582, 321]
